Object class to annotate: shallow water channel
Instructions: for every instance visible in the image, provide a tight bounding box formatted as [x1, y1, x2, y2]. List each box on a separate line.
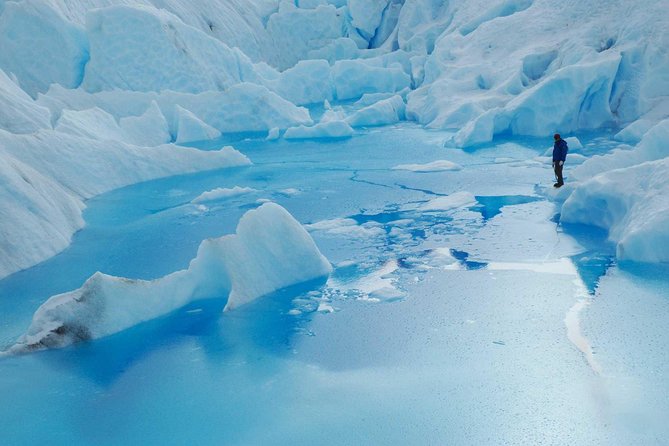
[1, 124, 668, 445]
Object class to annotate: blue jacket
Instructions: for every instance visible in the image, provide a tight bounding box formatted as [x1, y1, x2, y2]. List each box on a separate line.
[553, 139, 568, 162]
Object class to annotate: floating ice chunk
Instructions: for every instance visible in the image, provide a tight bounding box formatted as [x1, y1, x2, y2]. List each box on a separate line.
[420, 192, 478, 212]
[9, 203, 332, 353]
[392, 160, 461, 172]
[174, 105, 221, 144]
[284, 120, 354, 139]
[266, 127, 281, 140]
[305, 218, 384, 238]
[328, 259, 403, 301]
[0, 1, 88, 97]
[561, 157, 669, 263]
[119, 101, 171, 146]
[347, 95, 406, 127]
[0, 69, 51, 133]
[278, 188, 301, 196]
[191, 186, 258, 204]
[614, 119, 655, 144]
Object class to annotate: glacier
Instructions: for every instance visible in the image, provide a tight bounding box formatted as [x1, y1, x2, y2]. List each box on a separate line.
[1, 0, 669, 443]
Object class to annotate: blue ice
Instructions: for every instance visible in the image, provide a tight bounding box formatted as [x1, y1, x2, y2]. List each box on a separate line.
[1, 125, 668, 445]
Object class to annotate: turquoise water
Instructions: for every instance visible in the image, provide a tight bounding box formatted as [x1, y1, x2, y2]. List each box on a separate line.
[1, 125, 667, 445]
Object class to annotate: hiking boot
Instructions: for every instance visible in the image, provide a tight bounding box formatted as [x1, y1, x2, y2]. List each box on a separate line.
[553, 182, 563, 188]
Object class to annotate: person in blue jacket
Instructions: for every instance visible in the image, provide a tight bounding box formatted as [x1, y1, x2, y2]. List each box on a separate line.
[552, 133, 568, 188]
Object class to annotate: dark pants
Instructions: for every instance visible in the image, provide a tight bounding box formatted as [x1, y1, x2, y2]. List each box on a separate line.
[553, 162, 564, 185]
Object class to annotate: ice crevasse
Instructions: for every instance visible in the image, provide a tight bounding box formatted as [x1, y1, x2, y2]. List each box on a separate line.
[8, 203, 333, 354]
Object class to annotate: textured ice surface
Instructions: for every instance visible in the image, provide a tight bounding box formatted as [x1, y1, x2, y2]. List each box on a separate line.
[0, 131, 250, 280]
[0, 69, 51, 133]
[562, 157, 669, 263]
[0, 127, 667, 444]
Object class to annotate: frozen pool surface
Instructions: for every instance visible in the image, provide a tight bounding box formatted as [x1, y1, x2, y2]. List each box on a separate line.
[1, 125, 668, 445]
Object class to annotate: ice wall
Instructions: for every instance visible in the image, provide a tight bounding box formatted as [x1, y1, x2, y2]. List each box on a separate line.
[9, 203, 332, 353]
[0, 131, 250, 280]
[404, 0, 669, 146]
[561, 158, 669, 263]
[560, 119, 669, 263]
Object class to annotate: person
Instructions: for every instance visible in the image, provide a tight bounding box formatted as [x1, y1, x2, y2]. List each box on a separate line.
[552, 133, 568, 188]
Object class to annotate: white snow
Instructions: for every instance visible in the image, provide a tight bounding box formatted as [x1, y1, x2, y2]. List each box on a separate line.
[419, 191, 478, 212]
[0, 69, 51, 134]
[119, 101, 172, 146]
[392, 160, 461, 172]
[8, 203, 332, 352]
[174, 105, 221, 144]
[347, 95, 406, 127]
[561, 157, 669, 263]
[191, 186, 258, 203]
[284, 120, 354, 139]
[305, 218, 385, 238]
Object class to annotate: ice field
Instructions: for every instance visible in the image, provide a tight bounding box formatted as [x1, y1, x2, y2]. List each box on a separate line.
[1, 125, 668, 444]
[2, 0, 669, 443]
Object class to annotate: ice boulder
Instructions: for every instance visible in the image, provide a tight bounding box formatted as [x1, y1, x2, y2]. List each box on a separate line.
[561, 157, 669, 263]
[0, 69, 51, 133]
[393, 160, 461, 172]
[54, 107, 126, 142]
[419, 192, 478, 212]
[82, 5, 260, 93]
[119, 101, 171, 146]
[332, 60, 411, 100]
[191, 186, 258, 204]
[347, 95, 406, 127]
[266, 59, 335, 105]
[9, 203, 332, 352]
[614, 119, 656, 144]
[570, 118, 669, 181]
[0, 1, 88, 96]
[265, 4, 345, 70]
[159, 83, 313, 133]
[284, 120, 354, 139]
[175, 105, 221, 144]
